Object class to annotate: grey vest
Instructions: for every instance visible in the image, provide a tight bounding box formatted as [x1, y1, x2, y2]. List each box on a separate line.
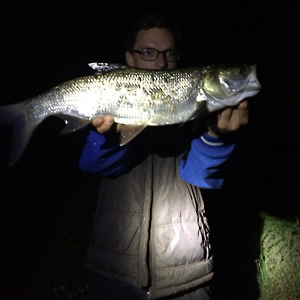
[85, 153, 214, 299]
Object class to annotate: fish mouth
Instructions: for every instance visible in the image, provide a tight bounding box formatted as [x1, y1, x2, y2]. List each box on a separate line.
[248, 65, 262, 90]
[248, 79, 262, 91]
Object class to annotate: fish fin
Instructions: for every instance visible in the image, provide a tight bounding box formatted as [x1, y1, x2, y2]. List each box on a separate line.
[0, 101, 38, 166]
[179, 100, 209, 127]
[9, 120, 38, 167]
[88, 62, 127, 74]
[119, 124, 147, 146]
[0, 100, 29, 126]
[54, 114, 91, 134]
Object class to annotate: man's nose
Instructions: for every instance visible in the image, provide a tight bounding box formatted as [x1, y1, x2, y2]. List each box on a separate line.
[155, 52, 168, 69]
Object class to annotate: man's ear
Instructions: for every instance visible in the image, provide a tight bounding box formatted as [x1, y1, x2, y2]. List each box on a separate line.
[125, 51, 135, 67]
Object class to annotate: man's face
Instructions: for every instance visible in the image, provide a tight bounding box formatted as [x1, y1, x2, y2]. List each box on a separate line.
[126, 27, 177, 70]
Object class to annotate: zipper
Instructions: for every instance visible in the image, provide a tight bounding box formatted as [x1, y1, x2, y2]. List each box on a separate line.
[139, 155, 154, 290]
[147, 154, 156, 299]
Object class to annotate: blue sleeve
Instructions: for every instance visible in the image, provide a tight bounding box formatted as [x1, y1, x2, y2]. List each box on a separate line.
[180, 133, 235, 189]
[78, 128, 129, 176]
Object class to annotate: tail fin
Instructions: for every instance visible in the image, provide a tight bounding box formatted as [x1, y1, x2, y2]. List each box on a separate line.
[0, 101, 38, 166]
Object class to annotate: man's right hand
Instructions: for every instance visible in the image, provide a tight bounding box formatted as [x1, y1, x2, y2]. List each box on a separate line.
[92, 116, 117, 134]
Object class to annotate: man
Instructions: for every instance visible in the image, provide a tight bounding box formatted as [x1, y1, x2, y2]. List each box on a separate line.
[79, 12, 249, 300]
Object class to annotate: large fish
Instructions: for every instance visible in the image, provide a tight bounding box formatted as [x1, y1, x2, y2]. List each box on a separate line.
[0, 63, 261, 166]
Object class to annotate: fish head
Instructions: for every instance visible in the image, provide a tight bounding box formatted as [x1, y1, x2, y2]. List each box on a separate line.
[199, 64, 261, 108]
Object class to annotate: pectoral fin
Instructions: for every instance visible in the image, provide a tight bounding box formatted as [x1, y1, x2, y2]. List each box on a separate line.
[179, 100, 209, 127]
[55, 114, 91, 134]
[118, 124, 147, 146]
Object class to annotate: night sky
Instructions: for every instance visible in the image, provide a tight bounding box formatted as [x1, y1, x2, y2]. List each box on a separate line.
[0, 0, 300, 297]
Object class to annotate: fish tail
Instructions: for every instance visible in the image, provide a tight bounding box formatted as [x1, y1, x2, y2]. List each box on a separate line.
[0, 101, 38, 166]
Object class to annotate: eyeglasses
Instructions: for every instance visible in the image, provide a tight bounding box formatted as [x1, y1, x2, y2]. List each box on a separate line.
[130, 48, 180, 62]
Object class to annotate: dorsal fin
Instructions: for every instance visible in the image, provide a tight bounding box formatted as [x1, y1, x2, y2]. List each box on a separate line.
[88, 62, 127, 74]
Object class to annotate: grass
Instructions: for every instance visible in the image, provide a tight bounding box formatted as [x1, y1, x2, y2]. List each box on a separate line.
[257, 214, 300, 300]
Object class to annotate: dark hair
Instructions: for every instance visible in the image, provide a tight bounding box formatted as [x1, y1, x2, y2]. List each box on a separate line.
[125, 12, 181, 50]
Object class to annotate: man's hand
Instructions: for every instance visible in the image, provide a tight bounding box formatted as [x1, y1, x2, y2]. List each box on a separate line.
[207, 100, 249, 137]
[92, 116, 117, 134]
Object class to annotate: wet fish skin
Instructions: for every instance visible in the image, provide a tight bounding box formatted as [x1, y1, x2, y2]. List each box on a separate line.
[25, 68, 202, 126]
[0, 64, 261, 166]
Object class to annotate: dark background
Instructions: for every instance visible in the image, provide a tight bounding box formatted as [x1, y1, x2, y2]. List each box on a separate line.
[1, 1, 299, 143]
[0, 1, 299, 299]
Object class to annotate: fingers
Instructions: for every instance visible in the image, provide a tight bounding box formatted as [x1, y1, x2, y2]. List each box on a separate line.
[216, 108, 234, 130]
[218, 100, 249, 130]
[207, 100, 249, 136]
[237, 100, 249, 126]
[92, 115, 115, 134]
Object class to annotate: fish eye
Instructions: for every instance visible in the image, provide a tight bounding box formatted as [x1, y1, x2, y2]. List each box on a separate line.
[237, 67, 246, 75]
[237, 65, 251, 75]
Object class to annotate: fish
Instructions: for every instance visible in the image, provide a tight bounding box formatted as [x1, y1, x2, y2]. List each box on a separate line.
[0, 63, 261, 166]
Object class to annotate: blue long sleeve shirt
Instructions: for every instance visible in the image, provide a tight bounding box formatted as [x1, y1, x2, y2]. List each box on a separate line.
[79, 129, 235, 189]
[179, 133, 235, 189]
